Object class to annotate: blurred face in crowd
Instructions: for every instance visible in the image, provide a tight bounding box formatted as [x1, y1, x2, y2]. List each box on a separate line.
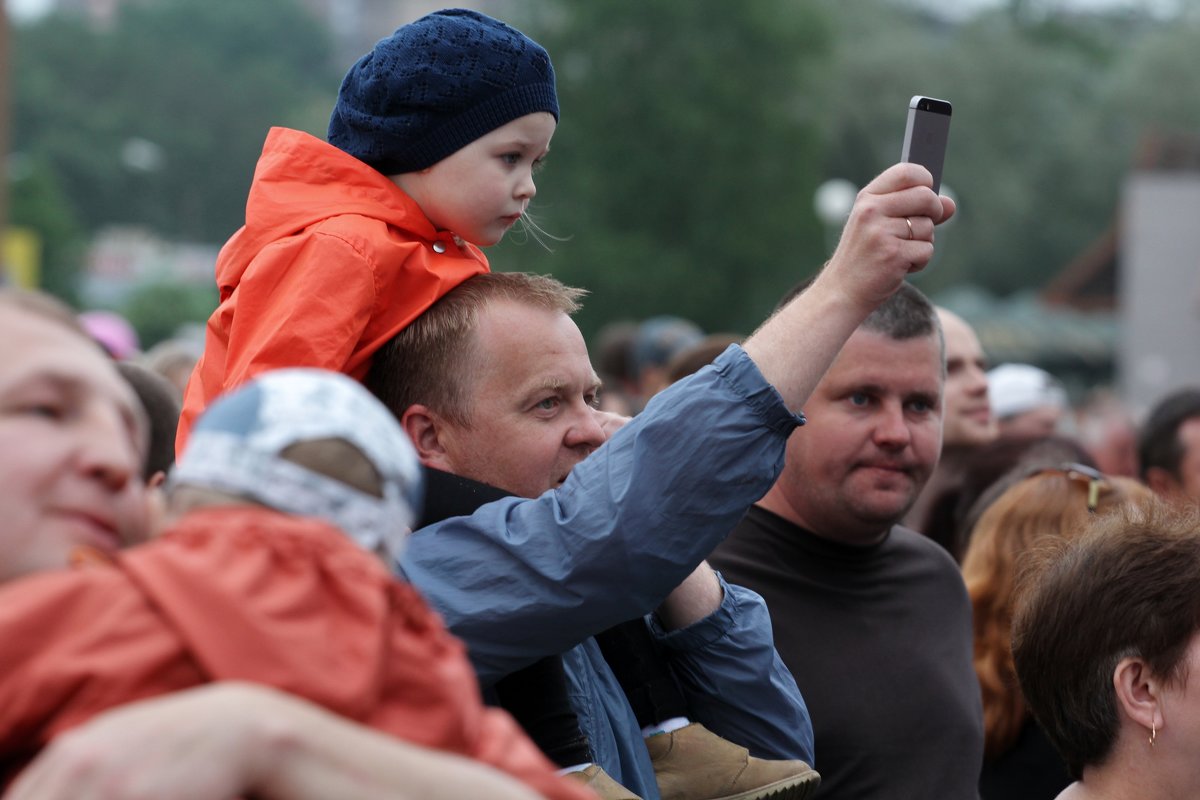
[1167, 417, 1200, 503]
[937, 308, 997, 449]
[423, 298, 606, 499]
[0, 307, 150, 582]
[761, 328, 944, 545]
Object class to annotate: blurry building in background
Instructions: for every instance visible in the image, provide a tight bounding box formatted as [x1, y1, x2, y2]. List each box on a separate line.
[1036, 132, 1200, 417]
[1117, 134, 1200, 416]
[82, 226, 217, 306]
[941, 133, 1200, 421]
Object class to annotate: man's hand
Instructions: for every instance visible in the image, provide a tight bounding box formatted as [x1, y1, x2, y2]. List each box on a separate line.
[821, 163, 956, 314]
[742, 163, 954, 410]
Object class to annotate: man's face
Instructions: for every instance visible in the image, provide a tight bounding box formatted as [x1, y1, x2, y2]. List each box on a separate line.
[429, 299, 606, 499]
[761, 329, 944, 544]
[0, 308, 150, 582]
[394, 112, 556, 247]
[938, 309, 997, 449]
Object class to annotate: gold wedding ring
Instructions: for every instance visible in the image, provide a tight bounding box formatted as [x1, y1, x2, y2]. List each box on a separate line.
[905, 217, 915, 240]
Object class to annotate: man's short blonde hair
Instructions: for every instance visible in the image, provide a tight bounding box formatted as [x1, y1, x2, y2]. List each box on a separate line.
[366, 272, 586, 425]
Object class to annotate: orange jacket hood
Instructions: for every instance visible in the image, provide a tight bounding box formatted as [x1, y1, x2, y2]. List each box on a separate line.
[175, 128, 489, 452]
[215, 127, 443, 296]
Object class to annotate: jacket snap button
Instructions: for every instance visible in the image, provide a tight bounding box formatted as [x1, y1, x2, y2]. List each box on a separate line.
[432, 241, 447, 253]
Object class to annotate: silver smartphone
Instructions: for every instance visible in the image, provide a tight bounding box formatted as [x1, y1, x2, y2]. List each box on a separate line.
[901, 96, 952, 194]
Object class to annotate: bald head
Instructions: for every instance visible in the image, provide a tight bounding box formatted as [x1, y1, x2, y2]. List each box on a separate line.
[937, 308, 997, 449]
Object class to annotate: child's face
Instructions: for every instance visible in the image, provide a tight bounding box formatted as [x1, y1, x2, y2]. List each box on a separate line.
[395, 112, 556, 246]
[0, 308, 151, 582]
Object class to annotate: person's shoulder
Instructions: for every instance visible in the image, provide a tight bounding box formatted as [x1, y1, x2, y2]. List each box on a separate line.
[719, 505, 792, 557]
[888, 525, 969, 582]
[890, 523, 954, 558]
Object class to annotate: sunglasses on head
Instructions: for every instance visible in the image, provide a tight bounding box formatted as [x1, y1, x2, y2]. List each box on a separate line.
[1023, 462, 1109, 513]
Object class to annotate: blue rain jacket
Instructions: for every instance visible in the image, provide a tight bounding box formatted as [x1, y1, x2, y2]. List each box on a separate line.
[400, 346, 813, 799]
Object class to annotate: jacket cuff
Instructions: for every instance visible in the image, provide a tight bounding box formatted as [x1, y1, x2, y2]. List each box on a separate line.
[649, 571, 739, 651]
[713, 345, 806, 433]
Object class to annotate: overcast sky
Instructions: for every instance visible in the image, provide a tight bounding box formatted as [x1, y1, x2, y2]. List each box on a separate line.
[913, 0, 1181, 17]
[4, 0, 1185, 23]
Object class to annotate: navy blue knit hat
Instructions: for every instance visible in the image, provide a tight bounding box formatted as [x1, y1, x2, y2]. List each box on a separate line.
[328, 8, 558, 175]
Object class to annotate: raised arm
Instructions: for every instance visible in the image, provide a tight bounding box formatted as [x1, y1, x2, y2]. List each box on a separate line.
[743, 163, 954, 408]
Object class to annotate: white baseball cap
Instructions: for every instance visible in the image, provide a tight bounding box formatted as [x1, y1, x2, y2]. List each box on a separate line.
[987, 363, 1068, 420]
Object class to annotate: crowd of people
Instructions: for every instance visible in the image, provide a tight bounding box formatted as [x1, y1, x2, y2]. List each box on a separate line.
[3, 7, 1199, 800]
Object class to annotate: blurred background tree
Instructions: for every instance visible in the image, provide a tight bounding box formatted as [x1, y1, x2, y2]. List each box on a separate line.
[11, 0, 337, 244]
[121, 280, 216, 347]
[7, 155, 85, 303]
[492, 0, 834, 335]
[7, 0, 1200, 346]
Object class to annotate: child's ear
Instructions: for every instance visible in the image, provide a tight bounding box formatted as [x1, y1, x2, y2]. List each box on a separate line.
[401, 405, 452, 471]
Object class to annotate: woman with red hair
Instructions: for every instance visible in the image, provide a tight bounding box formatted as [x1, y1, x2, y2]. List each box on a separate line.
[961, 464, 1151, 799]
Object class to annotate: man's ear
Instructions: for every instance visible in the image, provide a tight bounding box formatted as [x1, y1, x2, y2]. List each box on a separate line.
[401, 404, 454, 472]
[1113, 656, 1164, 736]
[1144, 466, 1182, 499]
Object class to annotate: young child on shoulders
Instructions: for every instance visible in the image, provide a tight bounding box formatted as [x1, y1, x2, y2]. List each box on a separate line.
[177, 8, 558, 449]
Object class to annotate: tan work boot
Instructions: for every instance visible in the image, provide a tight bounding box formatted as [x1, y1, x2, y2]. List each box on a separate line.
[566, 764, 645, 800]
[646, 723, 820, 800]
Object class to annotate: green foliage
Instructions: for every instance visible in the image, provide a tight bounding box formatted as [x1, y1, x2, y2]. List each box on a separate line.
[10, 0, 1200, 337]
[491, 0, 834, 337]
[7, 157, 86, 304]
[11, 0, 339, 243]
[1104, 22, 1200, 135]
[121, 280, 217, 349]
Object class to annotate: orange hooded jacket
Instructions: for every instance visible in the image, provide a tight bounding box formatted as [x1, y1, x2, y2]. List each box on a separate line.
[176, 127, 489, 453]
[0, 507, 589, 800]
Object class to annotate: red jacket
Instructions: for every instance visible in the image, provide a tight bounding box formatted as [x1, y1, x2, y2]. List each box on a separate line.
[177, 127, 489, 452]
[0, 508, 590, 800]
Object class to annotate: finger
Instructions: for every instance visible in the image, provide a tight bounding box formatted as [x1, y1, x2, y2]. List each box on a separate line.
[867, 185, 944, 225]
[862, 162, 934, 195]
[897, 239, 936, 274]
[900, 216, 936, 243]
[937, 194, 956, 225]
